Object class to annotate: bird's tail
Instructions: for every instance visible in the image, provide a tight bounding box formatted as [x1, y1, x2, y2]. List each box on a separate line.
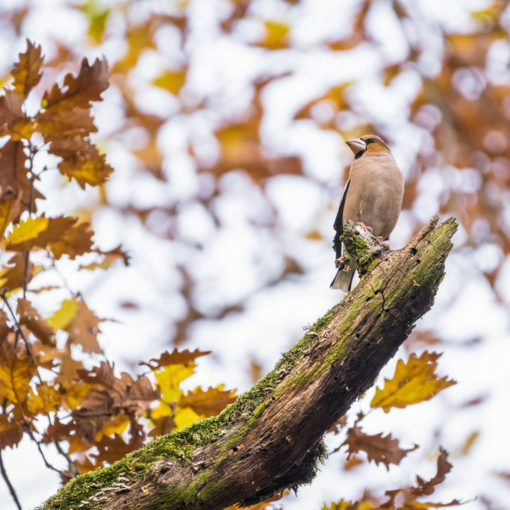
[330, 262, 356, 292]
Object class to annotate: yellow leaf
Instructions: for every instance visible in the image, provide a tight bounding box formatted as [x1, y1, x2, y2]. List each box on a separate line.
[27, 384, 61, 415]
[95, 414, 130, 441]
[174, 406, 201, 430]
[155, 363, 195, 403]
[152, 69, 187, 94]
[0, 348, 35, 404]
[48, 298, 78, 330]
[179, 385, 236, 417]
[6, 215, 48, 247]
[371, 352, 456, 412]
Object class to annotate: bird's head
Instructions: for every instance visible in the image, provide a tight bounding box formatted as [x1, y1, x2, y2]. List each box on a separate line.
[346, 135, 391, 159]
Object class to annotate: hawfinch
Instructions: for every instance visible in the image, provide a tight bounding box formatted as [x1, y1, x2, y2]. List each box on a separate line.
[330, 135, 404, 291]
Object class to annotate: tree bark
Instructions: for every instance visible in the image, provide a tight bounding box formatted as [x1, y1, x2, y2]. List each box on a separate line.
[40, 216, 457, 510]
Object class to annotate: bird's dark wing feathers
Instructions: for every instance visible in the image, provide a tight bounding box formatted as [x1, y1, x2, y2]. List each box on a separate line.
[332, 178, 350, 259]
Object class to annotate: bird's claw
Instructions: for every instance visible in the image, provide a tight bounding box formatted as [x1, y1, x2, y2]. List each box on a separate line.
[335, 256, 345, 269]
[357, 222, 372, 232]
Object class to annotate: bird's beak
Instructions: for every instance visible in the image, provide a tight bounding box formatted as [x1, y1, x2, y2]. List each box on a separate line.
[346, 138, 367, 154]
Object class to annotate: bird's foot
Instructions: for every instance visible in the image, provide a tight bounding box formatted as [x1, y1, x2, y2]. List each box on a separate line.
[335, 256, 345, 269]
[357, 222, 372, 233]
[378, 236, 390, 249]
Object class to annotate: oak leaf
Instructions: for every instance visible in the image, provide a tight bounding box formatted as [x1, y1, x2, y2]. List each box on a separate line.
[179, 385, 237, 417]
[152, 68, 187, 94]
[36, 106, 96, 139]
[43, 56, 109, 110]
[6, 215, 93, 258]
[371, 351, 456, 412]
[344, 426, 417, 469]
[11, 39, 43, 98]
[0, 414, 25, 449]
[49, 136, 113, 188]
[140, 347, 211, 370]
[0, 339, 36, 405]
[0, 252, 34, 292]
[0, 89, 34, 140]
[17, 297, 55, 346]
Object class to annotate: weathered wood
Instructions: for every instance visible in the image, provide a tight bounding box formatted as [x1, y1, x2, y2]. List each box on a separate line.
[40, 216, 457, 510]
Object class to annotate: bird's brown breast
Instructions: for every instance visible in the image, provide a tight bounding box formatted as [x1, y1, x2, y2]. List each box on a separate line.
[342, 154, 403, 238]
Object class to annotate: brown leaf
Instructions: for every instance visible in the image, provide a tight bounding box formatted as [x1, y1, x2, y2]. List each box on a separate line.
[11, 39, 43, 98]
[411, 447, 452, 497]
[0, 414, 25, 448]
[43, 56, 109, 111]
[49, 136, 113, 188]
[344, 426, 417, 469]
[6, 215, 93, 258]
[0, 252, 34, 292]
[140, 348, 211, 370]
[36, 106, 96, 140]
[17, 297, 55, 346]
[67, 300, 103, 353]
[179, 385, 237, 417]
[0, 89, 34, 140]
[0, 140, 42, 220]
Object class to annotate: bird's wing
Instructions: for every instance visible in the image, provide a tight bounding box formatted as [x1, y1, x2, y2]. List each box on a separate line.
[332, 178, 350, 259]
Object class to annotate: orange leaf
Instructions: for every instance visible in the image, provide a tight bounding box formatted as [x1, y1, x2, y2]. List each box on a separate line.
[0, 89, 34, 140]
[179, 385, 237, 417]
[0, 339, 36, 405]
[17, 297, 55, 346]
[0, 252, 34, 292]
[344, 426, 417, 469]
[0, 414, 25, 448]
[49, 136, 113, 188]
[6, 215, 93, 258]
[43, 56, 109, 110]
[371, 352, 456, 412]
[11, 39, 43, 98]
[67, 299, 104, 353]
[140, 348, 211, 370]
[36, 106, 97, 139]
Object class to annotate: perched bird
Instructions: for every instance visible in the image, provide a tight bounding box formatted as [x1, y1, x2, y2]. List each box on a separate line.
[330, 135, 404, 291]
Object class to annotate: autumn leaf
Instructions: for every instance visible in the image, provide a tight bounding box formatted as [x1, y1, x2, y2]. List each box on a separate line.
[343, 426, 417, 469]
[6, 215, 94, 258]
[0, 339, 36, 405]
[371, 352, 456, 412]
[412, 447, 453, 497]
[17, 297, 55, 346]
[0, 88, 34, 140]
[155, 363, 195, 403]
[42, 56, 109, 110]
[140, 347, 211, 370]
[49, 136, 113, 188]
[36, 106, 97, 139]
[27, 384, 61, 415]
[80, 245, 130, 270]
[179, 385, 237, 417]
[80, 0, 111, 44]
[11, 39, 43, 98]
[0, 139, 42, 219]
[49, 297, 103, 353]
[0, 414, 25, 449]
[0, 252, 34, 292]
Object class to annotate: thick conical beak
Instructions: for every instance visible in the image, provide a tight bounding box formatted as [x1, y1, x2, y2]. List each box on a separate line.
[346, 138, 366, 154]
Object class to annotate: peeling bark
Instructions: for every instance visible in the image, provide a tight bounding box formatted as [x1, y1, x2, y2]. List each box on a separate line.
[40, 216, 457, 510]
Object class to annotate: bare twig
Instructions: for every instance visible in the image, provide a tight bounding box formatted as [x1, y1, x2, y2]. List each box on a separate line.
[0, 293, 37, 366]
[0, 450, 22, 510]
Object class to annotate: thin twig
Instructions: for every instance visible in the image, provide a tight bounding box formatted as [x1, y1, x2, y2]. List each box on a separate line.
[26, 429, 62, 475]
[0, 293, 37, 366]
[0, 450, 22, 510]
[54, 439, 80, 478]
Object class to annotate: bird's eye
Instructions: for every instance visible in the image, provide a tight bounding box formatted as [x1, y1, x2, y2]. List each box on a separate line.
[364, 138, 377, 145]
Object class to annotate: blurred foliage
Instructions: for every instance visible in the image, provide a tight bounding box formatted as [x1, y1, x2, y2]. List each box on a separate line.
[0, 0, 509, 508]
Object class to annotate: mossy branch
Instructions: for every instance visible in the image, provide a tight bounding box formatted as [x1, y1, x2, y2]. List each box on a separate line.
[40, 216, 457, 510]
